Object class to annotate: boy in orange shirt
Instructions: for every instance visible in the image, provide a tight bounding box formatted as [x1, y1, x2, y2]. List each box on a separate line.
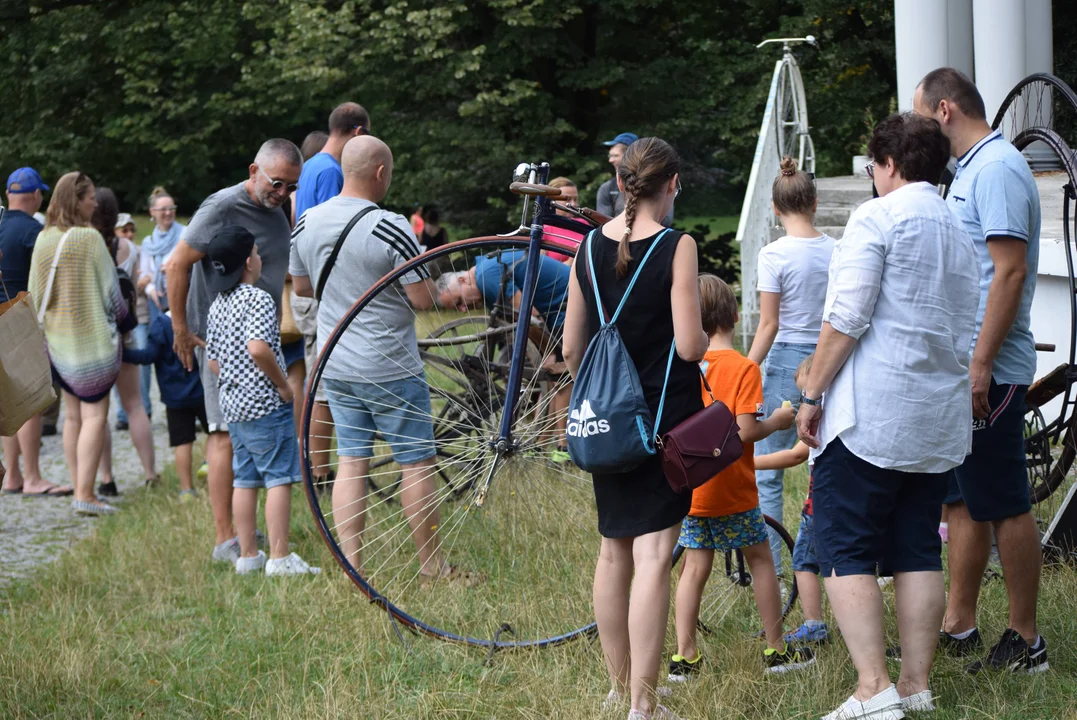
[669, 275, 813, 681]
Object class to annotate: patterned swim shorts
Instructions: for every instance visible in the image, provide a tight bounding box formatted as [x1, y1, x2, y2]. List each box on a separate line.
[678, 507, 768, 553]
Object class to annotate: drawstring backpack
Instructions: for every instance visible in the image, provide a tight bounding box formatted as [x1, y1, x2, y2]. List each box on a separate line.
[566, 228, 674, 473]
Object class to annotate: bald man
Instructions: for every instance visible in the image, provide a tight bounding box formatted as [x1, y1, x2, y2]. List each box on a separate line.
[289, 135, 454, 579]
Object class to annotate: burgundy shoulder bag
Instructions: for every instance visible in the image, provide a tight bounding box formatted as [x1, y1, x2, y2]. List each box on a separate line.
[653, 342, 744, 493]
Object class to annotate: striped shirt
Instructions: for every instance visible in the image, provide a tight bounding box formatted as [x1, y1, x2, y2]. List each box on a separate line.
[288, 195, 427, 383]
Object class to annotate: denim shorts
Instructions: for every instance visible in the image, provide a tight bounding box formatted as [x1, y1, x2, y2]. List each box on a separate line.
[229, 404, 300, 490]
[324, 374, 436, 465]
[791, 512, 819, 574]
[678, 508, 768, 553]
[813, 437, 947, 577]
[945, 379, 1031, 522]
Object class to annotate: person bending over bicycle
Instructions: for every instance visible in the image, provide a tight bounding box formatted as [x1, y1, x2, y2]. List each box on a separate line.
[437, 251, 573, 462]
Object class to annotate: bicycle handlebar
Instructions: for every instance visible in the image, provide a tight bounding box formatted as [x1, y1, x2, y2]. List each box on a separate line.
[510, 182, 563, 198]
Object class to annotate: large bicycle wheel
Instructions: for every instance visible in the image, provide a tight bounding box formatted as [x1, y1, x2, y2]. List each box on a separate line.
[302, 236, 597, 648]
[671, 514, 798, 635]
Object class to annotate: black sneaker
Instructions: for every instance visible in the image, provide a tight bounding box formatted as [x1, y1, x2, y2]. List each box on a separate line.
[98, 481, 120, 497]
[966, 629, 1049, 675]
[764, 645, 816, 674]
[115, 420, 129, 431]
[887, 628, 983, 660]
[667, 653, 702, 682]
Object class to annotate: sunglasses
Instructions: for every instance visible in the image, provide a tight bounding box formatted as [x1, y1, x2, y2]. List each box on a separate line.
[258, 167, 298, 193]
[675, 179, 682, 199]
[865, 161, 876, 180]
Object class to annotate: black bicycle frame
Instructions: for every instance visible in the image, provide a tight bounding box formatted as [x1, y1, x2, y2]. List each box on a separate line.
[493, 162, 552, 450]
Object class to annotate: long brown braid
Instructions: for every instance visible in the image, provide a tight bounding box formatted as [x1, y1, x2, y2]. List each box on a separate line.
[615, 137, 680, 277]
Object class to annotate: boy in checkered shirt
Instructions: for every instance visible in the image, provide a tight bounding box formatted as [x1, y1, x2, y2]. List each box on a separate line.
[204, 225, 320, 576]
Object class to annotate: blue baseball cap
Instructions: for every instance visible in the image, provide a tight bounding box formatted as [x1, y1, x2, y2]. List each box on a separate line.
[603, 132, 638, 148]
[6, 168, 49, 194]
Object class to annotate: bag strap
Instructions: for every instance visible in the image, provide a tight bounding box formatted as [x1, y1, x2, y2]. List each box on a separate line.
[586, 227, 674, 328]
[315, 204, 379, 302]
[37, 229, 73, 326]
[654, 343, 716, 440]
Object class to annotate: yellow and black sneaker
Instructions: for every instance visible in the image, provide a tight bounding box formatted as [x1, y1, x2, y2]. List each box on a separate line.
[764, 644, 816, 674]
[667, 653, 702, 683]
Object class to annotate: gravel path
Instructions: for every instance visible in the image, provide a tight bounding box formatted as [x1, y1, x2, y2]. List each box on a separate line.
[0, 383, 171, 585]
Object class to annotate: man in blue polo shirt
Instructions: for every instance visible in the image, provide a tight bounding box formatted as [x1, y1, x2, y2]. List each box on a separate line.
[0, 167, 66, 495]
[915, 68, 1046, 676]
[0, 168, 46, 303]
[293, 102, 370, 222]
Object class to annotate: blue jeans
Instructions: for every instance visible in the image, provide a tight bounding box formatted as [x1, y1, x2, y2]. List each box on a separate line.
[116, 322, 153, 423]
[755, 341, 814, 568]
[229, 404, 300, 489]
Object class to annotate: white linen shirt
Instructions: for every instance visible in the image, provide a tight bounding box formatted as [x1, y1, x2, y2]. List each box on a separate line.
[811, 182, 980, 473]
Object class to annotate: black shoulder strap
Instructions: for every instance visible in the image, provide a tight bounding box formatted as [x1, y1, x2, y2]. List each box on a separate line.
[315, 205, 379, 302]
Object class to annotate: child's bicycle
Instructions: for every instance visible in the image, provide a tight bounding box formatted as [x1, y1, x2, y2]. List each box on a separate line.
[300, 162, 799, 650]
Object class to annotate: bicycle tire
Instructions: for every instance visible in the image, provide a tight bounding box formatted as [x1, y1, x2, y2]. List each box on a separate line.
[671, 514, 799, 632]
[301, 235, 598, 649]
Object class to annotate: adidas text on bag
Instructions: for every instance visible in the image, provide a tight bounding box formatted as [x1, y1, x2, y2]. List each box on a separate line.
[567, 228, 674, 473]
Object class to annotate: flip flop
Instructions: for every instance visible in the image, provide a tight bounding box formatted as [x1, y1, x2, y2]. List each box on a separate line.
[1, 487, 22, 495]
[24, 485, 75, 497]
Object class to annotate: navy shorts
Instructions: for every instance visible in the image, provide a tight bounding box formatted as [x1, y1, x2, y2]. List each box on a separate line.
[946, 379, 1031, 522]
[813, 437, 947, 577]
[282, 340, 305, 370]
[791, 512, 818, 574]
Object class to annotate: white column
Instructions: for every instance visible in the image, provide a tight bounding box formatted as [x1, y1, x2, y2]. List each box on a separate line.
[973, 0, 1027, 123]
[1023, 0, 1055, 169]
[1025, 0, 1054, 74]
[946, 0, 975, 79]
[895, 0, 950, 111]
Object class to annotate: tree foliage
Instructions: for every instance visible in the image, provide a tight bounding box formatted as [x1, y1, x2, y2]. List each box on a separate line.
[4, 1, 1066, 235]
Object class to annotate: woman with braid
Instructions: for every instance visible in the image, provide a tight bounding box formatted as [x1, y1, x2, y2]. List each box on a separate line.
[563, 137, 708, 720]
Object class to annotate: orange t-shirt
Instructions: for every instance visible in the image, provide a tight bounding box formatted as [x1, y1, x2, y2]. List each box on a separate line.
[689, 349, 763, 518]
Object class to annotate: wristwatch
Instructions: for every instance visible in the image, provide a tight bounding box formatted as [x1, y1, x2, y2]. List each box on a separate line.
[800, 392, 821, 407]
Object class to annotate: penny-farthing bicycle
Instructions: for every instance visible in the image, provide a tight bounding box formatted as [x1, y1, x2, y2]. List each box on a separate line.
[992, 73, 1077, 560]
[301, 163, 604, 648]
[300, 162, 802, 649]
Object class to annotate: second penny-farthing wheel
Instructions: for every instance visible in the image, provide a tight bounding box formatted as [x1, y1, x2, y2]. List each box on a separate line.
[992, 73, 1077, 557]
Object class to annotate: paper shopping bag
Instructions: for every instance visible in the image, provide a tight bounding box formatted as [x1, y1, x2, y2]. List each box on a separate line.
[0, 292, 56, 435]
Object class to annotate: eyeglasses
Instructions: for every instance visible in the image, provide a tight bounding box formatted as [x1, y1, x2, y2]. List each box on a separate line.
[675, 179, 682, 199]
[865, 161, 875, 180]
[258, 167, 298, 193]
[152, 205, 178, 213]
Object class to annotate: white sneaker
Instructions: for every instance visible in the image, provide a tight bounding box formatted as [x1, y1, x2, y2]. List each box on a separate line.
[212, 536, 240, 564]
[900, 690, 935, 713]
[265, 552, 322, 576]
[236, 551, 267, 574]
[821, 685, 905, 720]
[627, 706, 686, 720]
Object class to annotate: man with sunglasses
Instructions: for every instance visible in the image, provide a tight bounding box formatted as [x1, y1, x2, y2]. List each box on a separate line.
[166, 137, 303, 566]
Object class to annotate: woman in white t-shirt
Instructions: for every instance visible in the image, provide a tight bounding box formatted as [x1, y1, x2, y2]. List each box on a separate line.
[747, 157, 834, 566]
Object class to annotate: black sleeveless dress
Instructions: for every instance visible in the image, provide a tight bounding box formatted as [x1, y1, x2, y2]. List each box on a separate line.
[576, 228, 704, 538]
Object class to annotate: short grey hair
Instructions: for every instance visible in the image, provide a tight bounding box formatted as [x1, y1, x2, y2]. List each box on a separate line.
[254, 138, 303, 168]
[435, 270, 467, 297]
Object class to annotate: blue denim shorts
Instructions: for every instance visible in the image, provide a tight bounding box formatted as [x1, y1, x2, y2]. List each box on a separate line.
[791, 512, 819, 574]
[678, 508, 768, 553]
[324, 374, 436, 465]
[229, 404, 300, 490]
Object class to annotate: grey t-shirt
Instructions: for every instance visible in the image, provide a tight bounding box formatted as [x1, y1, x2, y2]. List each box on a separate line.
[595, 176, 675, 226]
[183, 182, 292, 338]
[289, 196, 427, 383]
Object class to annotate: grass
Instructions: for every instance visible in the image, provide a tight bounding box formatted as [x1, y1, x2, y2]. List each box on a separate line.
[2, 457, 1076, 719]
[678, 215, 740, 238]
